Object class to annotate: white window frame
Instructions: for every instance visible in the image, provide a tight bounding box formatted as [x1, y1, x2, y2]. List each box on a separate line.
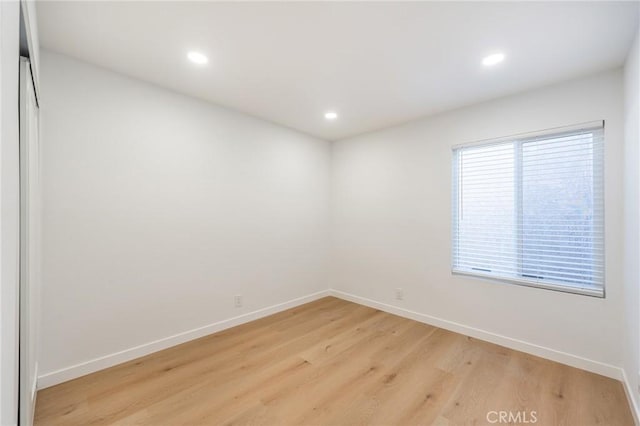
[451, 121, 605, 298]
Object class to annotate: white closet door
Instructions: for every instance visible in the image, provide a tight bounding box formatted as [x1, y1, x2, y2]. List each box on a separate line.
[19, 56, 40, 426]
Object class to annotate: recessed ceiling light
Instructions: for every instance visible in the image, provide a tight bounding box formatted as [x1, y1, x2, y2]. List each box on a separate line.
[482, 53, 505, 66]
[325, 111, 338, 120]
[187, 51, 208, 65]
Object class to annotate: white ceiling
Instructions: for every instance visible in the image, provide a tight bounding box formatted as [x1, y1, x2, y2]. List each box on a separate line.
[37, 1, 639, 141]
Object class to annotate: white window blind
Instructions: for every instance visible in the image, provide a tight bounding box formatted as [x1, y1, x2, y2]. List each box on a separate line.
[451, 122, 604, 297]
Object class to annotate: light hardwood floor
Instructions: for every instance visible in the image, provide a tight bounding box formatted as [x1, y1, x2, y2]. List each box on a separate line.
[35, 297, 634, 425]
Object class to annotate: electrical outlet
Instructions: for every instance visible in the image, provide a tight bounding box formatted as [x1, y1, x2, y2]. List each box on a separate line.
[234, 294, 243, 308]
[395, 288, 404, 300]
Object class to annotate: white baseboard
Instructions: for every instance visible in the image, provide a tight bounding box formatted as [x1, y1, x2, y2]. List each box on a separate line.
[38, 287, 628, 400]
[37, 290, 330, 389]
[329, 289, 623, 380]
[621, 368, 640, 425]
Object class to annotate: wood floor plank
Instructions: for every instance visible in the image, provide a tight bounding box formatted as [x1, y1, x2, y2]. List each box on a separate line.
[35, 297, 634, 426]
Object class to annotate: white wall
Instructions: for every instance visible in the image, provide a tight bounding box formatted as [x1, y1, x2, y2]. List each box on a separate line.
[623, 27, 640, 416]
[39, 51, 331, 382]
[331, 70, 625, 375]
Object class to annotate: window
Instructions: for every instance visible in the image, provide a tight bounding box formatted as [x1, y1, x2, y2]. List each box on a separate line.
[451, 122, 604, 297]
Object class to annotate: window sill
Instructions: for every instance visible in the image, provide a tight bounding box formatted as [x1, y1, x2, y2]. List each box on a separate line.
[451, 269, 605, 298]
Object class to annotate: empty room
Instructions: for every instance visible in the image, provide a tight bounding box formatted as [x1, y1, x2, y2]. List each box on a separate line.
[1, 1, 640, 425]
